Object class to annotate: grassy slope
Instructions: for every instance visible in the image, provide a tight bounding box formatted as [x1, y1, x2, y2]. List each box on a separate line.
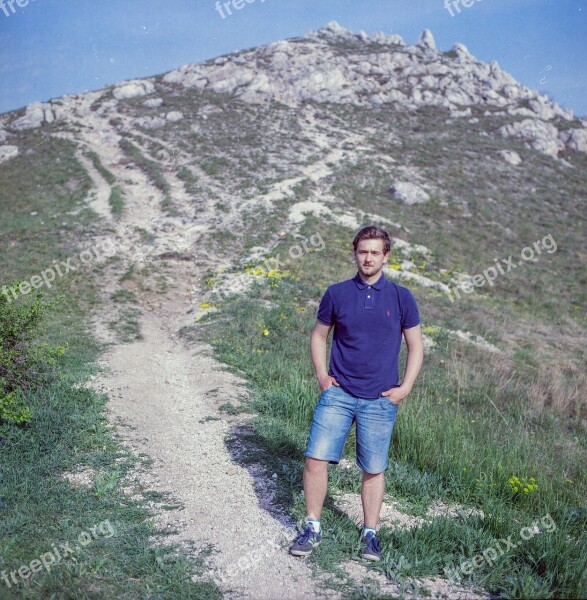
[0, 131, 219, 598]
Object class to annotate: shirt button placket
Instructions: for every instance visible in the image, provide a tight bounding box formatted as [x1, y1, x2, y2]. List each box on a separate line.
[364, 285, 374, 309]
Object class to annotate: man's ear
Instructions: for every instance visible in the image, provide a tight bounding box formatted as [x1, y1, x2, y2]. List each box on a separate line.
[383, 252, 390, 263]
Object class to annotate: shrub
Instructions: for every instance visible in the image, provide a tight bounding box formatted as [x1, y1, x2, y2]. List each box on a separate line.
[0, 281, 66, 424]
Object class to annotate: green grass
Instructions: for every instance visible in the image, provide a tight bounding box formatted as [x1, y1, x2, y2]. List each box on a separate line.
[108, 186, 124, 218]
[108, 306, 143, 343]
[177, 166, 199, 196]
[0, 133, 219, 598]
[88, 150, 116, 186]
[118, 138, 170, 195]
[111, 289, 137, 304]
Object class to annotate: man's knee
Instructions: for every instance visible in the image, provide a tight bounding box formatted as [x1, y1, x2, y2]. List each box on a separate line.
[305, 457, 329, 473]
[362, 469, 385, 478]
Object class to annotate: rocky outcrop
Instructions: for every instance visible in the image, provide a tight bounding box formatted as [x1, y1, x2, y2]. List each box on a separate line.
[113, 80, 155, 100]
[9, 102, 64, 130]
[6, 21, 584, 161]
[499, 120, 564, 158]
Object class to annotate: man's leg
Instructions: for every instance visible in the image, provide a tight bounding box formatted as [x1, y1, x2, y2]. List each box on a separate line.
[303, 457, 329, 520]
[355, 398, 398, 561]
[290, 457, 328, 556]
[291, 387, 356, 556]
[361, 470, 385, 529]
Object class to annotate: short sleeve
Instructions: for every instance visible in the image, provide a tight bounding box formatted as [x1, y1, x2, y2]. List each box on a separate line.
[400, 287, 420, 329]
[317, 289, 335, 325]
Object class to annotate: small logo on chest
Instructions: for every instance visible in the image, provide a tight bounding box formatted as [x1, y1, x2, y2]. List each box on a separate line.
[386, 310, 391, 317]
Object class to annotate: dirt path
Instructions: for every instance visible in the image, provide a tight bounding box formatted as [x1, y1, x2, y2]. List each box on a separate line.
[91, 310, 340, 599]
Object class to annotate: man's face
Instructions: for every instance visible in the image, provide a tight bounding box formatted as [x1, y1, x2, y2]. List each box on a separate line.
[354, 239, 389, 279]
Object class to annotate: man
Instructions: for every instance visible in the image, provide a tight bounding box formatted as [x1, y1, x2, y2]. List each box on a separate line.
[290, 226, 424, 561]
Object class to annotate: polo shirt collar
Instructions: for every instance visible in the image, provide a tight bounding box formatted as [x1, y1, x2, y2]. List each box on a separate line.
[353, 272, 386, 290]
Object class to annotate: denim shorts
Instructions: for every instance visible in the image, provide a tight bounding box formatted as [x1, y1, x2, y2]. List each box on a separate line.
[304, 385, 399, 474]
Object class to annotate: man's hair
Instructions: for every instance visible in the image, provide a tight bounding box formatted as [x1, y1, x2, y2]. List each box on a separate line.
[352, 226, 391, 254]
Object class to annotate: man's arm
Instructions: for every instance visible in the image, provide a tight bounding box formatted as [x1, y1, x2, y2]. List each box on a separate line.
[310, 320, 340, 391]
[381, 324, 424, 404]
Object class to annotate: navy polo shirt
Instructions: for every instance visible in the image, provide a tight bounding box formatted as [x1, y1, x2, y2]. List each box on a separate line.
[317, 272, 420, 398]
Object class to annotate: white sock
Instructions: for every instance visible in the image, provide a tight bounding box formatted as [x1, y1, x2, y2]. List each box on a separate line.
[362, 526, 376, 537]
[306, 518, 321, 533]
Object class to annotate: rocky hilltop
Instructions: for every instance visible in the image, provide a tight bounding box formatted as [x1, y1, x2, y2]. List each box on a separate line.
[2, 21, 586, 161]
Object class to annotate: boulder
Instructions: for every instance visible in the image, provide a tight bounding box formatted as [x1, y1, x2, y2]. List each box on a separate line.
[417, 29, 436, 50]
[452, 43, 472, 60]
[10, 102, 54, 130]
[144, 98, 163, 108]
[499, 119, 563, 158]
[205, 63, 256, 94]
[391, 182, 430, 205]
[497, 150, 522, 166]
[528, 98, 556, 121]
[166, 111, 183, 122]
[0, 145, 19, 164]
[370, 32, 405, 46]
[163, 65, 208, 89]
[559, 128, 587, 153]
[317, 21, 353, 38]
[132, 116, 166, 129]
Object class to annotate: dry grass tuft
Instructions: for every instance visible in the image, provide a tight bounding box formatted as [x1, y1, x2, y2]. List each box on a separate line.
[528, 361, 587, 419]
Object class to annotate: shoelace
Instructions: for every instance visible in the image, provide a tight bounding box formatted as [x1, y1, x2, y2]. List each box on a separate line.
[364, 532, 380, 553]
[297, 524, 316, 544]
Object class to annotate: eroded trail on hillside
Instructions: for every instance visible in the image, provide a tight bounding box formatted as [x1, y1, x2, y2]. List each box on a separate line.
[91, 312, 340, 599]
[60, 92, 341, 599]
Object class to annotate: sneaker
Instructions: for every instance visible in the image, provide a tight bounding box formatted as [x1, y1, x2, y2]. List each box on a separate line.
[361, 531, 381, 561]
[289, 523, 322, 557]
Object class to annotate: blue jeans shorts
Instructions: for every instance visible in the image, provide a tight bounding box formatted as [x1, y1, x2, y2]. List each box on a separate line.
[304, 385, 399, 474]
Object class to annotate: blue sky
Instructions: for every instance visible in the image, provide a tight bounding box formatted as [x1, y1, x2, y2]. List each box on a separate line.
[0, 0, 585, 117]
